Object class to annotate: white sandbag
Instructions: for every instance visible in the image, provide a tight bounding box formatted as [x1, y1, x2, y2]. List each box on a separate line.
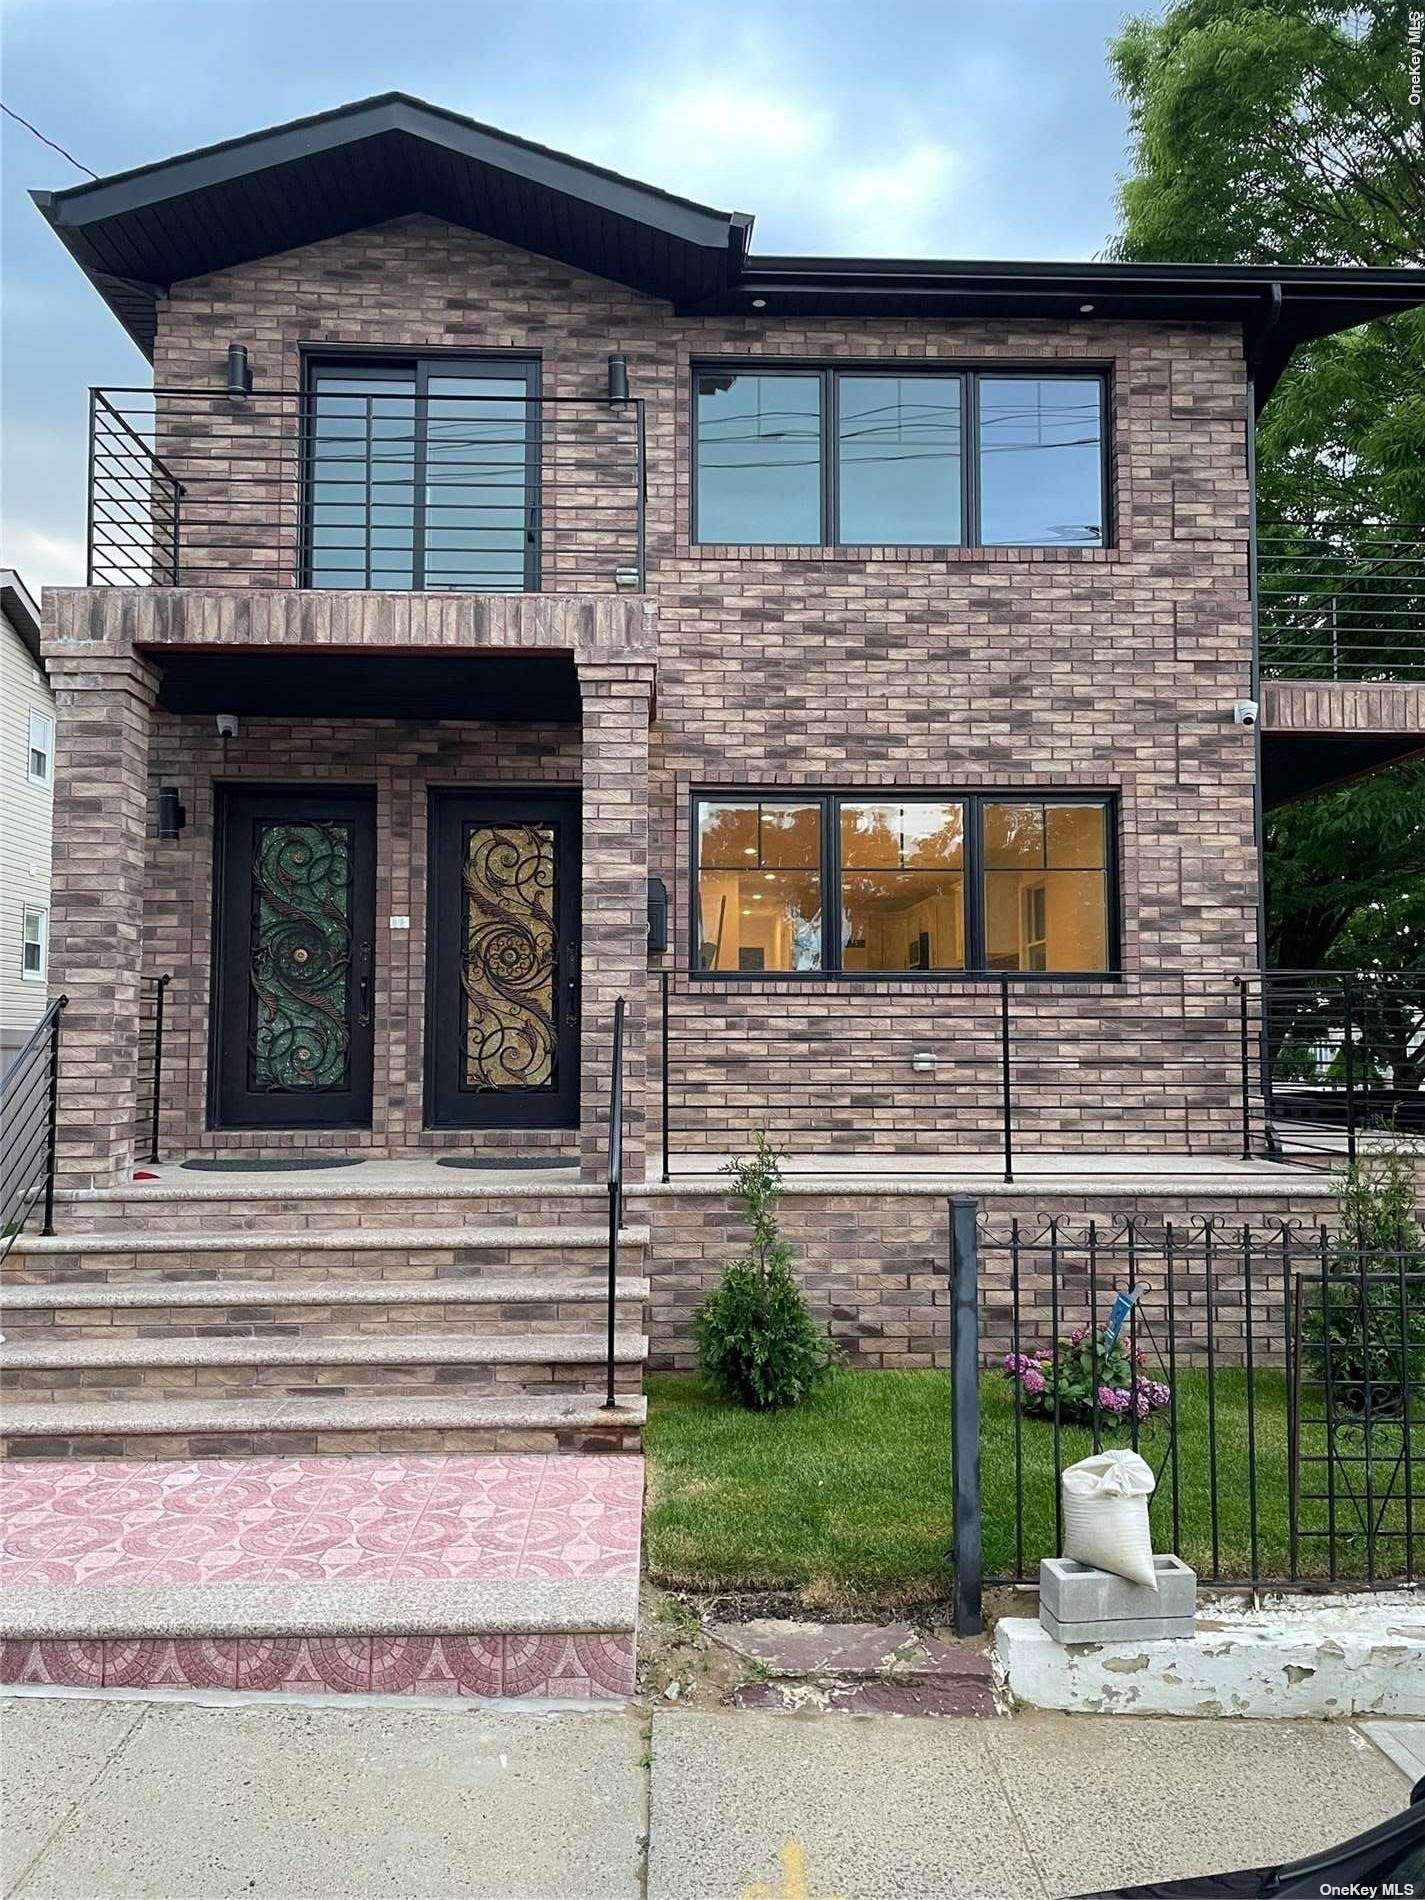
[1060, 1449, 1158, 1590]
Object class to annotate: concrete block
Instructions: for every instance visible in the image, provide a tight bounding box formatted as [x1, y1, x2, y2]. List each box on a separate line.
[1040, 1555, 1196, 1643]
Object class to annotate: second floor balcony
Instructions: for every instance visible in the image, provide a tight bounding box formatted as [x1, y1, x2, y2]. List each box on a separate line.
[87, 373, 647, 595]
[1259, 527, 1424, 683]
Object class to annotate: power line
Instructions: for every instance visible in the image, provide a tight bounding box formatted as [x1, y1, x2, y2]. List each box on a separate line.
[0, 102, 98, 180]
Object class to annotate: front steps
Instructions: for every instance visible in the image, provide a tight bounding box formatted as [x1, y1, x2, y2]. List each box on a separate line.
[0, 1451, 643, 1701]
[2, 1184, 649, 1459]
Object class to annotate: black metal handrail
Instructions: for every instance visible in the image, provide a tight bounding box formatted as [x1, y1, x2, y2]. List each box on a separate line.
[140, 974, 171, 1166]
[1, 996, 68, 1259]
[1258, 527, 1425, 682]
[87, 384, 648, 593]
[658, 968, 1423, 1179]
[603, 996, 627, 1411]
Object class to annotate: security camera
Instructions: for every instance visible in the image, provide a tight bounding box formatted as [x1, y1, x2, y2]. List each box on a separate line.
[1232, 700, 1259, 729]
[215, 712, 240, 740]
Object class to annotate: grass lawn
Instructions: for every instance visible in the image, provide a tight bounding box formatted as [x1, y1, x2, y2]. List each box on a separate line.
[645, 1368, 1419, 1606]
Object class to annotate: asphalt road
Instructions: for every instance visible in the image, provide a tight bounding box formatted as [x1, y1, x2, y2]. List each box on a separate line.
[1, 1691, 1410, 1900]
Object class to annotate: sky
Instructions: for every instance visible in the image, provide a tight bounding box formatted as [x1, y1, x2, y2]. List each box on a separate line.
[1, 0, 1140, 592]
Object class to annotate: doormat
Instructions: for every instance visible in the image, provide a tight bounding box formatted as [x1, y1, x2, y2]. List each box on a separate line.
[435, 1156, 580, 1170]
[179, 1157, 366, 1172]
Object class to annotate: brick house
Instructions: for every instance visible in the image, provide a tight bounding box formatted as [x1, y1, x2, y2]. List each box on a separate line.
[7, 93, 1423, 1460]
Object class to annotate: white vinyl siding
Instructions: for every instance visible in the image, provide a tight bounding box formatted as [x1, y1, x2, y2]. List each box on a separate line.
[1, 611, 55, 1061]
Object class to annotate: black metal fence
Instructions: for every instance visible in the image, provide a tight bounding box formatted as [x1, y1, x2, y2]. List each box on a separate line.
[1258, 527, 1425, 681]
[948, 1206, 1424, 1630]
[137, 974, 171, 1168]
[0, 998, 67, 1262]
[88, 385, 647, 592]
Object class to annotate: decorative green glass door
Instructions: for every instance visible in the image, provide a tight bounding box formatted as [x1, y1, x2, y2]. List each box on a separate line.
[212, 787, 376, 1129]
[425, 792, 580, 1129]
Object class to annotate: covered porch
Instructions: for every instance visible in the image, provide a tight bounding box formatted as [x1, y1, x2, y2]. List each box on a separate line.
[40, 587, 656, 1189]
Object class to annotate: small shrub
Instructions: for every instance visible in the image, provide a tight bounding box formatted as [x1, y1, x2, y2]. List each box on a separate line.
[1304, 1148, 1425, 1417]
[1003, 1325, 1171, 1429]
[693, 1132, 837, 1411]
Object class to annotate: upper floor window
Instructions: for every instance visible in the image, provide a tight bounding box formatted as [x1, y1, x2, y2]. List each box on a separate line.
[21, 904, 48, 981]
[694, 791, 1115, 976]
[305, 356, 538, 592]
[693, 367, 1106, 549]
[27, 710, 54, 787]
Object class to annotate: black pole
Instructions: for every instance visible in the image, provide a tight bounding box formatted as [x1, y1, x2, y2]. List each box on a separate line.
[40, 1000, 66, 1237]
[604, 1180, 619, 1410]
[603, 995, 625, 1412]
[1238, 979, 1252, 1161]
[949, 1194, 983, 1636]
[1342, 980, 1357, 1164]
[999, 978, 1013, 1184]
[635, 400, 648, 591]
[85, 391, 97, 586]
[661, 968, 671, 1184]
[148, 975, 169, 1166]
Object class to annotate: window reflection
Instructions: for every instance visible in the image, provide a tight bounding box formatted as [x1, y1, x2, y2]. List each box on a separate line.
[837, 377, 961, 545]
[697, 801, 822, 971]
[839, 803, 965, 970]
[695, 373, 822, 544]
[983, 801, 1108, 972]
[977, 378, 1105, 547]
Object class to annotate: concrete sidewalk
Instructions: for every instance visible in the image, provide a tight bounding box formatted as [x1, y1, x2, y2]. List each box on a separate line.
[2, 1691, 1413, 1900]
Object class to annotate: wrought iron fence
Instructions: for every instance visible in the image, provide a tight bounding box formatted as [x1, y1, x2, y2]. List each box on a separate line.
[137, 974, 171, 1168]
[87, 385, 647, 592]
[1258, 527, 1425, 681]
[0, 998, 67, 1262]
[948, 1207, 1423, 1627]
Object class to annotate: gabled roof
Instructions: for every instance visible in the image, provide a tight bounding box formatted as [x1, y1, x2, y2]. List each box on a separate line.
[32, 93, 1425, 407]
[0, 570, 43, 667]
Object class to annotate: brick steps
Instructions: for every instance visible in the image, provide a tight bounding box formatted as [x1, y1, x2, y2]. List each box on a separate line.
[49, 1185, 617, 1236]
[0, 1393, 647, 1458]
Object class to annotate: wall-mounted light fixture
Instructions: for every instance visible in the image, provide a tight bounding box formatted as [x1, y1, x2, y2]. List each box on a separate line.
[156, 785, 187, 840]
[910, 1051, 937, 1073]
[647, 876, 669, 954]
[607, 353, 630, 403]
[226, 342, 253, 399]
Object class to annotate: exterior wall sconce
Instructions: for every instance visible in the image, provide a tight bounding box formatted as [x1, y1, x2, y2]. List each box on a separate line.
[226, 342, 253, 399]
[607, 354, 630, 403]
[911, 1051, 937, 1073]
[647, 876, 669, 954]
[156, 785, 187, 839]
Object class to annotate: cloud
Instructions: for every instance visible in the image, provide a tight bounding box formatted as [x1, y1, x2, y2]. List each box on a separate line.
[1, 522, 86, 589]
[838, 140, 961, 255]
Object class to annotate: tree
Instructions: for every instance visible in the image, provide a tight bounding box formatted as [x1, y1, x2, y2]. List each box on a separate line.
[1109, 0, 1425, 973]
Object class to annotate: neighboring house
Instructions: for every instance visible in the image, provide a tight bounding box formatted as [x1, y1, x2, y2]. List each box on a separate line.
[9, 95, 1424, 1465]
[0, 570, 54, 1076]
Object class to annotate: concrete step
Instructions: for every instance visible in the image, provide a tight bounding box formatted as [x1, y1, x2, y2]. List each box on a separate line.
[1, 1330, 648, 1404]
[0, 1391, 647, 1459]
[50, 1182, 619, 1236]
[0, 1275, 652, 1341]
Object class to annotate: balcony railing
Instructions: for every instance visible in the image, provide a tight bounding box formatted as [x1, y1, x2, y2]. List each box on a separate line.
[87, 385, 646, 593]
[1259, 527, 1425, 681]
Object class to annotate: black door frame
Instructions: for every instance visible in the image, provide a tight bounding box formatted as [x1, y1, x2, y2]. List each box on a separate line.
[424, 788, 581, 1130]
[209, 783, 377, 1130]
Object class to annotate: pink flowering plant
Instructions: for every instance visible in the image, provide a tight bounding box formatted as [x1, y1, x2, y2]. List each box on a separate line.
[1002, 1324, 1171, 1428]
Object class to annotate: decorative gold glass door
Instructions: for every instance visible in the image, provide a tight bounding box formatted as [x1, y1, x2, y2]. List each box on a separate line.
[426, 793, 580, 1128]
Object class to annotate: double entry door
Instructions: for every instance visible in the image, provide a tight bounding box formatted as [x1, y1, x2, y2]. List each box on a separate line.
[210, 786, 580, 1132]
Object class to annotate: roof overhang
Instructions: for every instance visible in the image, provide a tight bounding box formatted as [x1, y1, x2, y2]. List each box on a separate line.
[32, 94, 1425, 405]
[0, 570, 43, 667]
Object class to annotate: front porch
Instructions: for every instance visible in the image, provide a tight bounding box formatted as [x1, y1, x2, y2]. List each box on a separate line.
[41, 586, 656, 1191]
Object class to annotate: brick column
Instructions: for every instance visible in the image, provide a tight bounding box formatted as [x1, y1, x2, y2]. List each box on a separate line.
[578, 660, 655, 1183]
[46, 645, 159, 1188]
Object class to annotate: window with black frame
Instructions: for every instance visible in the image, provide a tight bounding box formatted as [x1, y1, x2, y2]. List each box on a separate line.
[692, 367, 1105, 548]
[693, 793, 1115, 975]
[305, 357, 538, 591]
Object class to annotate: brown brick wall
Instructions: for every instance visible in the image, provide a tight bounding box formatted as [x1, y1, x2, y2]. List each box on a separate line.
[48, 213, 1259, 1172]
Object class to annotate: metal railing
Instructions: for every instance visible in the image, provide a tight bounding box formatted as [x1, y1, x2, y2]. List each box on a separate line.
[1258, 527, 1425, 681]
[1, 997, 67, 1261]
[139, 974, 171, 1166]
[603, 996, 627, 1411]
[948, 1206, 1423, 1622]
[658, 969, 1423, 1178]
[88, 385, 647, 593]
[1245, 970, 1425, 1166]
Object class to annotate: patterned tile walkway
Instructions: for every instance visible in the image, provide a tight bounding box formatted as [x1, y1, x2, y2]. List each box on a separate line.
[1, 1454, 643, 1699]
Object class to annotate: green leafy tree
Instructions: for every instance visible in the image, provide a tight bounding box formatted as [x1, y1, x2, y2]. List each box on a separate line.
[1109, 0, 1425, 972]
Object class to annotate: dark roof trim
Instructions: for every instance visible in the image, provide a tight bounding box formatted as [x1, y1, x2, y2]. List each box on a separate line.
[0, 569, 44, 667]
[32, 92, 1425, 407]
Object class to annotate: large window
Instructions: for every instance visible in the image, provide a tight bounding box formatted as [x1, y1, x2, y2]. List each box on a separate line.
[694, 793, 1115, 976]
[693, 367, 1105, 548]
[305, 356, 537, 591]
